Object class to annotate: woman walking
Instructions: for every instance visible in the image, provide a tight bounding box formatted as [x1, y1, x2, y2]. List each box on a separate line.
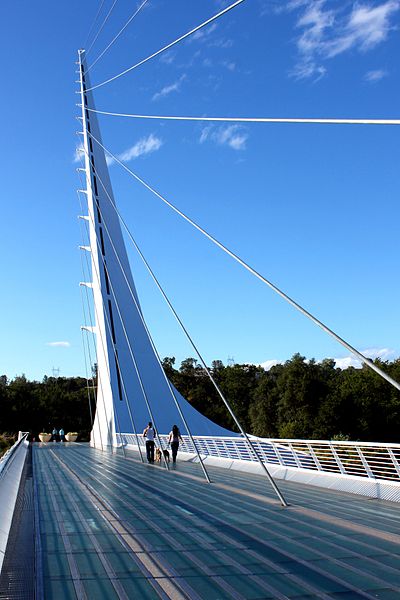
[168, 425, 183, 463]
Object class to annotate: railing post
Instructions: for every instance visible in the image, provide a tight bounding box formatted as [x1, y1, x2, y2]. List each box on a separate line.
[307, 444, 323, 471]
[329, 442, 347, 475]
[355, 446, 375, 478]
[387, 448, 400, 479]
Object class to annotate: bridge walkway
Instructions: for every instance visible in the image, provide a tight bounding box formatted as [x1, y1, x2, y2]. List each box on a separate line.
[33, 443, 400, 599]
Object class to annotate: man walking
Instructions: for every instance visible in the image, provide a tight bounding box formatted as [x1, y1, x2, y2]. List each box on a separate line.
[143, 422, 155, 463]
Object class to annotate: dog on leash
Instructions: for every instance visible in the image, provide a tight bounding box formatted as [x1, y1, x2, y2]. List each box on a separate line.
[155, 448, 170, 463]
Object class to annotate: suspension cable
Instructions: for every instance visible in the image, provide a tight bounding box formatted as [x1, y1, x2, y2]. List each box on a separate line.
[87, 130, 400, 393]
[84, 0, 245, 92]
[77, 190, 124, 456]
[80, 329, 95, 428]
[77, 168, 129, 458]
[86, 0, 150, 73]
[87, 204, 170, 470]
[77, 169, 147, 463]
[77, 63, 146, 461]
[83, 153, 211, 482]
[81, 108, 400, 126]
[84, 0, 107, 49]
[84, 147, 293, 500]
[77, 189, 106, 452]
[86, 0, 119, 57]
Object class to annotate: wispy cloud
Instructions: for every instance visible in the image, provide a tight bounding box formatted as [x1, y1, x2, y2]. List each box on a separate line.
[208, 37, 234, 49]
[46, 341, 71, 348]
[117, 134, 163, 162]
[152, 74, 186, 101]
[288, 0, 399, 80]
[190, 22, 218, 42]
[199, 124, 248, 150]
[73, 144, 84, 164]
[364, 68, 388, 82]
[221, 60, 236, 71]
[159, 50, 176, 65]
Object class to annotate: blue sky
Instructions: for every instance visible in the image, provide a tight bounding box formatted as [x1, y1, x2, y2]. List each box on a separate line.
[0, 0, 399, 380]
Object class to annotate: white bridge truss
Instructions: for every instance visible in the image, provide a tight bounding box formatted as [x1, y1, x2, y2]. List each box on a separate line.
[118, 434, 400, 502]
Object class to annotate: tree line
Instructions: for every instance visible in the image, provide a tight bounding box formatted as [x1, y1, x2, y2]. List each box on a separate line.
[1, 354, 400, 444]
[162, 354, 400, 442]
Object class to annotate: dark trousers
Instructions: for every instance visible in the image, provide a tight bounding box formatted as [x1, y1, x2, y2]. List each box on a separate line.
[171, 441, 179, 463]
[146, 440, 155, 463]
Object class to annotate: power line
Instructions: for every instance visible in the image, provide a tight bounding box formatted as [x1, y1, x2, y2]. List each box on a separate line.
[81, 108, 400, 126]
[84, 0, 246, 92]
[86, 0, 150, 73]
[86, 129, 400, 393]
[86, 0, 119, 57]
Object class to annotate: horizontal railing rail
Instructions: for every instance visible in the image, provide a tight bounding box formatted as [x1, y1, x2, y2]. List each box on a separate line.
[118, 433, 400, 484]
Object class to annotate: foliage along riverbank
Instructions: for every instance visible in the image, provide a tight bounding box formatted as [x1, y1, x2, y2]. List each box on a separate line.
[1, 354, 400, 442]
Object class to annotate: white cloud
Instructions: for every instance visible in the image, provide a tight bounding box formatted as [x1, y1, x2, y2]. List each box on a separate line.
[221, 60, 236, 71]
[46, 341, 71, 348]
[208, 37, 234, 49]
[257, 348, 397, 371]
[73, 144, 84, 164]
[159, 50, 176, 65]
[118, 134, 163, 162]
[326, 1, 400, 57]
[289, 0, 399, 80]
[199, 124, 248, 150]
[259, 359, 282, 370]
[364, 68, 388, 82]
[333, 347, 396, 369]
[191, 22, 218, 42]
[152, 74, 186, 101]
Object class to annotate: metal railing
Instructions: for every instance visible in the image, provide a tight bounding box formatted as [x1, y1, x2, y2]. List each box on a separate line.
[0, 433, 29, 477]
[118, 433, 400, 483]
[0, 432, 29, 573]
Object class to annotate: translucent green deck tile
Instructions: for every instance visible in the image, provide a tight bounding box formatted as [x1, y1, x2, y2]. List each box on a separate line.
[127, 531, 173, 550]
[226, 574, 290, 599]
[39, 520, 60, 534]
[350, 534, 400, 554]
[257, 572, 331, 597]
[42, 553, 72, 578]
[308, 559, 388, 591]
[282, 562, 348, 593]
[153, 549, 205, 571]
[40, 533, 67, 553]
[178, 575, 236, 599]
[184, 548, 234, 568]
[119, 577, 161, 599]
[372, 554, 400, 570]
[291, 536, 357, 559]
[344, 557, 400, 585]
[82, 577, 120, 600]
[44, 578, 77, 600]
[73, 552, 109, 578]
[103, 551, 146, 576]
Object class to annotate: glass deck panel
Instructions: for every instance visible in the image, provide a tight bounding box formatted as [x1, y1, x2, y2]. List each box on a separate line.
[32, 443, 400, 599]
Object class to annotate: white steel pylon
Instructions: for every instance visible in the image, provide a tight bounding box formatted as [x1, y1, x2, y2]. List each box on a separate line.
[77, 49, 230, 448]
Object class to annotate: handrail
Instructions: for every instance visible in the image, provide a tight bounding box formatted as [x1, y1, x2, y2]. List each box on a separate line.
[118, 433, 400, 484]
[0, 433, 29, 477]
